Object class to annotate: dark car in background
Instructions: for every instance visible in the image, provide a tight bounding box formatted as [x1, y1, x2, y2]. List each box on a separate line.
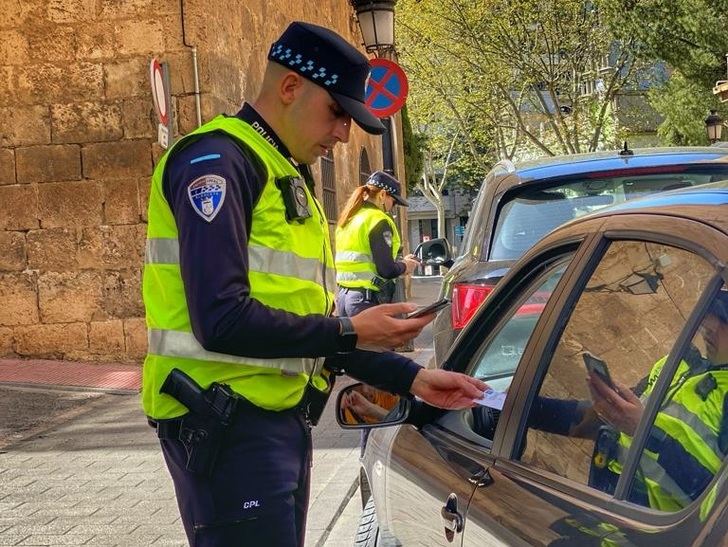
[340, 183, 728, 546]
[419, 147, 728, 363]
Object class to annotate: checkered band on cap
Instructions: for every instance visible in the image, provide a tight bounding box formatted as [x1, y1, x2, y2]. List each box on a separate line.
[368, 179, 397, 194]
[268, 43, 340, 87]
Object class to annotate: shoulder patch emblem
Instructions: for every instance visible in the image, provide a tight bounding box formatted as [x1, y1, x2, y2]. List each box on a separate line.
[383, 230, 393, 248]
[188, 175, 226, 222]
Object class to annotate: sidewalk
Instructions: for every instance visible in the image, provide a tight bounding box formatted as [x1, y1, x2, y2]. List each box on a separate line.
[0, 346, 433, 547]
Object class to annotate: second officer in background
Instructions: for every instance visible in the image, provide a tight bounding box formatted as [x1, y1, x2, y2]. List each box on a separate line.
[335, 171, 420, 317]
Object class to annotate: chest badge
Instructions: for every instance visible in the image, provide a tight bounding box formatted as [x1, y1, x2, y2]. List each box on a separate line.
[188, 174, 226, 222]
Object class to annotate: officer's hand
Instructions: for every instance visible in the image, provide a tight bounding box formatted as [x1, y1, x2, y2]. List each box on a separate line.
[402, 257, 420, 275]
[587, 374, 643, 436]
[351, 303, 432, 349]
[410, 369, 487, 410]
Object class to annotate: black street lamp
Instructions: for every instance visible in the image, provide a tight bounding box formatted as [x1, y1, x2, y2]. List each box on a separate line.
[349, 0, 397, 56]
[705, 109, 723, 144]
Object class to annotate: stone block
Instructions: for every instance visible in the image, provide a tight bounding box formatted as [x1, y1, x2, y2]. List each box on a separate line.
[0, 148, 15, 185]
[0, 30, 29, 64]
[120, 98, 156, 140]
[0, 106, 51, 147]
[99, 0, 178, 18]
[82, 140, 152, 179]
[27, 25, 77, 62]
[0, 1, 44, 29]
[102, 178, 141, 224]
[89, 320, 125, 355]
[0, 272, 39, 326]
[102, 269, 144, 318]
[16, 62, 104, 104]
[78, 225, 144, 270]
[76, 23, 119, 59]
[104, 58, 149, 99]
[38, 270, 105, 323]
[51, 102, 123, 144]
[26, 228, 79, 271]
[16, 144, 80, 183]
[0, 232, 26, 271]
[0, 327, 13, 356]
[38, 181, 103, 228]
[165, 51, 196, 95]
[124, 317, 147, 359]
[46, 0, 96, 23]
[14, 322, 89, 357]
[0, 185, 39, 230]
[116, 20, 166, 56]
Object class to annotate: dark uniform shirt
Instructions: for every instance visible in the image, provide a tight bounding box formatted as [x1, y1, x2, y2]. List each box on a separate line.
[162, 103, 421, 395]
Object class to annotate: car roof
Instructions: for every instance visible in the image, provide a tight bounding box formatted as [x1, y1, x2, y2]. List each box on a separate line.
[506, 147, 728, 182]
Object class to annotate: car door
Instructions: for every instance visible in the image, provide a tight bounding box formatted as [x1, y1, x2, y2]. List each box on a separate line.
[460, 213, 728, 546]
[380, 228, 594, 546]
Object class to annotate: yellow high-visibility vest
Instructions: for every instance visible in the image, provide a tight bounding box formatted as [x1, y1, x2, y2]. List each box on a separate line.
[142, 115, 335, 419]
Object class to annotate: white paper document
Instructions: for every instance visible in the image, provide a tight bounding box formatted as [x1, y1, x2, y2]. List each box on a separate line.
[473, 387, 507, 410]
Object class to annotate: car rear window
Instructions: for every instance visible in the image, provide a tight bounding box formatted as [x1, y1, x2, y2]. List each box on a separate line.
[489, 167, 728, 260]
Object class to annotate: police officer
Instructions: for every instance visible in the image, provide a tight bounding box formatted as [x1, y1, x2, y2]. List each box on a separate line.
[527, 288, 728, 512]
[142, 21, 486, 547]
[335, 171, 420, 317]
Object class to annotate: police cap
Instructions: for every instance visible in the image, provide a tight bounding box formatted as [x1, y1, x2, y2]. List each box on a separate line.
[268, 21, 385, 135]
[365, 171, 409, 207]
[709, 288, 728, 323]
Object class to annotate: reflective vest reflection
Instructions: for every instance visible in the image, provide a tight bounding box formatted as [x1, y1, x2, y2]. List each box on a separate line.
[142, 116, 335, 420]
[591, 355, 727, 512]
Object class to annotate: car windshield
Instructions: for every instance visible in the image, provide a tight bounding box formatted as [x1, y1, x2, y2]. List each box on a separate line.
[490, 167, 728, 260]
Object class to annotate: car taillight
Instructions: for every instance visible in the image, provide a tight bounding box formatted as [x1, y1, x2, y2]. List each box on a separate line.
[451, 283, 494, 329]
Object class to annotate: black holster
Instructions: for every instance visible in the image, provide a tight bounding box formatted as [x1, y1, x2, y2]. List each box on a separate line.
[297, 373, 336, 427]
[157, 368, 240, 476]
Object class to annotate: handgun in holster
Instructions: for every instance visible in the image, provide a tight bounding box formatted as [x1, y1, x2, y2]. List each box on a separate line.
[160, 368, 239, 476]
[297, 371, 336, 427]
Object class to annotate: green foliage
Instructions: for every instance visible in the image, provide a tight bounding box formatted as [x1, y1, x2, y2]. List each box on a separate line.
[400, 104, 425, 191]
[601, 0, 728, 145]
[649, 72, 723, 145]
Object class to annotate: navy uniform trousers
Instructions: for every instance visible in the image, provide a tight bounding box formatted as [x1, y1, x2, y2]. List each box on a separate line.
[160, 398, 312, 547]
[335, 286, 379, 318]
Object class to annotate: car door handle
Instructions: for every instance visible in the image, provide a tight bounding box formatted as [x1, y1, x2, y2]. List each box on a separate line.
[441, 493, 463, 542]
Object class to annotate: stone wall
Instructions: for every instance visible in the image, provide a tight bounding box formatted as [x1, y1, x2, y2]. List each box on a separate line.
[0, 0, 392, 363]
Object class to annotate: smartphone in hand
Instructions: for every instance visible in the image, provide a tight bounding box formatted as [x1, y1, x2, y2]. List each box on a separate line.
[582, 351, 616, 390]
[406, 298, 450, 319]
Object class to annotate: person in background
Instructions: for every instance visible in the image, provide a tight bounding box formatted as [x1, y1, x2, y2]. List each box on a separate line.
[142, 20, 485, 547]
[335, 171, 420, 317]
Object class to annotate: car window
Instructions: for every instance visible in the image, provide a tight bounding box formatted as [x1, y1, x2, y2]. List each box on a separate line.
[462, 254, 574, 443]
[490, 167, 728, 261]
[625, 283, 728, 513]
[469, 257, 571, 388]
[518, 240, 716, 502]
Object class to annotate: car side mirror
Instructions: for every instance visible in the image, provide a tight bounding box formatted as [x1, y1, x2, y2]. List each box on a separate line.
[336, 383, 411, 429]
[414, 238, 454, 268]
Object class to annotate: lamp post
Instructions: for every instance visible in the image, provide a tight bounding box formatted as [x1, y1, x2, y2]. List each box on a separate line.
[349, 0, 397, 56]
[705, 109, 723, 144]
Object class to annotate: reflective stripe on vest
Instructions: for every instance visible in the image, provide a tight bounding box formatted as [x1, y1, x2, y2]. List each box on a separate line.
[148, 329, 321, 375]
[146, 238, 335, 288]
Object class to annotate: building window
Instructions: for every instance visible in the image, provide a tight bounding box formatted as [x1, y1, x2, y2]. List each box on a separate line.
[320, 149, 337, 225]
[359, 148, 371, 184]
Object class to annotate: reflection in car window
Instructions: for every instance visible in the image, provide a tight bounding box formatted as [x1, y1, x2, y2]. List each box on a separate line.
[520, 241, 715, 503]
[625, 284, 728, 513]
[490, 168, 728, 261]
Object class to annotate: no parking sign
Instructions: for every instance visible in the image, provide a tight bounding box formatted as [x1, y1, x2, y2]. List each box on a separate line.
[149, 58, 174, 149]
[365, 58, 409, 119]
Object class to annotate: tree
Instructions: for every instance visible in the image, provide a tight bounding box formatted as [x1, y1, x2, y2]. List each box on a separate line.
[601, 0, 728, 145]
